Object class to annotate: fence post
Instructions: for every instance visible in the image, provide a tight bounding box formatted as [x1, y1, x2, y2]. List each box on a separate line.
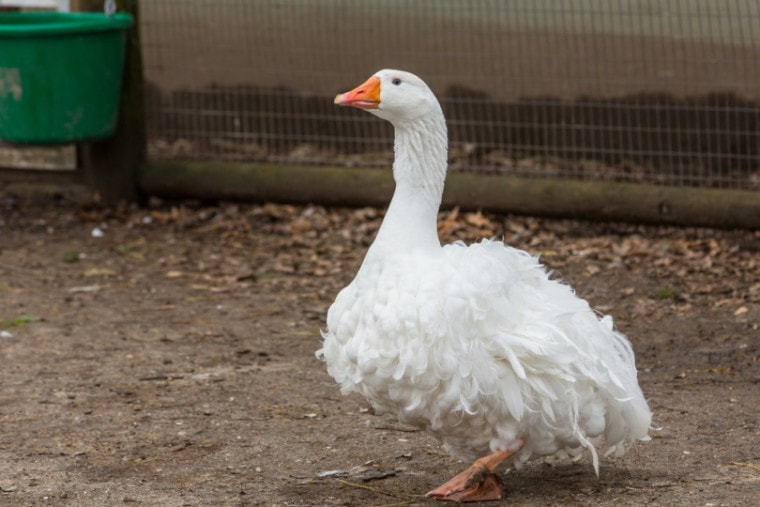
[77, 0, 146, 204]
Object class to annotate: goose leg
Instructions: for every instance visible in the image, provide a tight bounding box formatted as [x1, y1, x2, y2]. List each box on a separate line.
[426, 440, 524, 503]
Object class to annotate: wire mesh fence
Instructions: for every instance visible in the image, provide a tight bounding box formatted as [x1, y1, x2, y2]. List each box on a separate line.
[140, 0, 760, 190]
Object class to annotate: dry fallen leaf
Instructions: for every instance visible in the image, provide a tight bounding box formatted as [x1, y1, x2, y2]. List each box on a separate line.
[84, 268, 117, 277]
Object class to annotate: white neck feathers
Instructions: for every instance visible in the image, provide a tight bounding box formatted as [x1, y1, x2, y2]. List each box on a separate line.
[371, 113, 448, 252]
[392, 116, 448, 206]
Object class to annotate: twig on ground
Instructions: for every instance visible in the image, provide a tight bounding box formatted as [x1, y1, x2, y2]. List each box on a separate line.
[728, 461, 760, 473]
[335, 478, 422, 505]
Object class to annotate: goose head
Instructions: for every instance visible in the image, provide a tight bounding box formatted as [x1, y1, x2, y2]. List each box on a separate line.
[334, 69, 442, 125]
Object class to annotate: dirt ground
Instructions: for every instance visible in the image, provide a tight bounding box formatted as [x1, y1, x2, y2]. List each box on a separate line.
[0, 183, 758, 507]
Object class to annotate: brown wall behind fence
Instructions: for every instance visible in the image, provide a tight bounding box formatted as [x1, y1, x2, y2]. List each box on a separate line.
[141, 0, 760, 190]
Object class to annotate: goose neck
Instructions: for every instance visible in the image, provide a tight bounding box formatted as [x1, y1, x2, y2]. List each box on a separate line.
[391, 116, 448, 204]
[371, 115, 448, 252]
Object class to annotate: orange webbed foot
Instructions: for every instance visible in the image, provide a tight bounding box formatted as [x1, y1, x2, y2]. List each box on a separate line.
[426, 441, 524, 503]
[426, 467, 503, 502]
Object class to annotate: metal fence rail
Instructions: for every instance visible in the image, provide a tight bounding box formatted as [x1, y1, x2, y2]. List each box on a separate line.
[140, 0, 760, 191]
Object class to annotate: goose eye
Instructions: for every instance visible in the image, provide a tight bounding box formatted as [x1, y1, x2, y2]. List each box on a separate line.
[392, 78, 402, 86]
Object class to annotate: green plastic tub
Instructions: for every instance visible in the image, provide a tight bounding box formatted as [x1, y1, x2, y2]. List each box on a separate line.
[0, 12, 133, 144]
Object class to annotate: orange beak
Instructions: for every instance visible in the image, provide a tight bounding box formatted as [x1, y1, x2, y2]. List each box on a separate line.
[334, 76, 381, 109]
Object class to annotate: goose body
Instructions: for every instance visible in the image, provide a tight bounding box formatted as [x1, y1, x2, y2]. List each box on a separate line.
[318, 70, 651, 501]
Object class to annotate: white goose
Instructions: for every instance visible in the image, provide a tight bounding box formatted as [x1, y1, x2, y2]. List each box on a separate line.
[318, 70, 651, 502]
